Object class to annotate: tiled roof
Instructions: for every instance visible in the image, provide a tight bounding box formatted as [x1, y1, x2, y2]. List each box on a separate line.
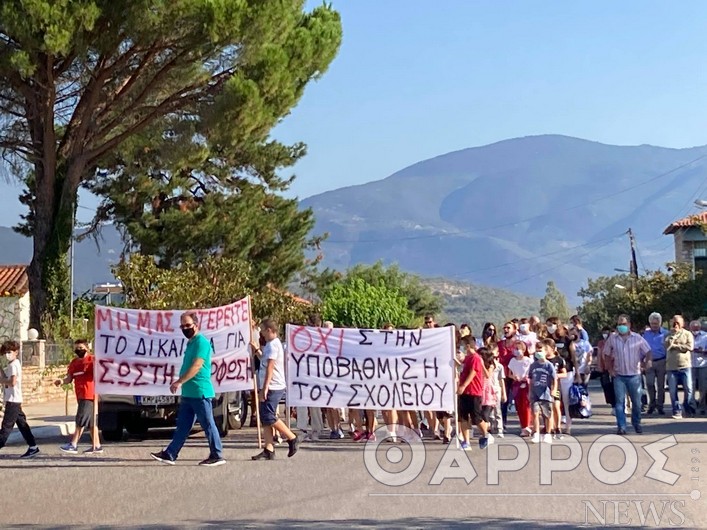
[663, 212, 707, 235]
[0, 265, 29, 297]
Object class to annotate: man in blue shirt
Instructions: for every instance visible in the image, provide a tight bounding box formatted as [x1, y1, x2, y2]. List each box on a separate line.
[151, 311, 225, 466]
[643, 312, 667, 415]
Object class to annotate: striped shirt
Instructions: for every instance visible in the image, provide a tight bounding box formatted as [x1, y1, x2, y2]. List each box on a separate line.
[604, 332, 651, 376]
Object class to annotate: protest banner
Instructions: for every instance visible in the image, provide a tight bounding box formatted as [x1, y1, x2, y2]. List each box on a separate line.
[94, 297, 253, 396]
[285, 325, 456, 411]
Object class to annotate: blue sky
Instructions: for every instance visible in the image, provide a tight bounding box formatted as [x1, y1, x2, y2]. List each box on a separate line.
[3, 1, 707, 227]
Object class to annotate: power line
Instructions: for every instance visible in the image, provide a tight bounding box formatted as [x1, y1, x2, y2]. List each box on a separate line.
[446, 232, 626, 280]
[500, 237, 619, 289]
[323, 153, 707, 244]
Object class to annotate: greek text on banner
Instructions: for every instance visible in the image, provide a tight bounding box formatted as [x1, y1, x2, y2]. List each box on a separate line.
[94, 298, 253, 396]
[285, 325, 455, 411]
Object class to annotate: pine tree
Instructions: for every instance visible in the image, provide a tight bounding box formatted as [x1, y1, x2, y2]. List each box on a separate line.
[0, 1, 342, 330]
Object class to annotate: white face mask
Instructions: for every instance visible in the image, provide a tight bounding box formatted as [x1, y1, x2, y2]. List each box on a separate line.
[602, 333, 609, 339]
[519, 324, 529, 333]
[547, 325, 557, 335]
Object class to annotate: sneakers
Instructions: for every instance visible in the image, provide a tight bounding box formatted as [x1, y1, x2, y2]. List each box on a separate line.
[20, 447, 40, 459]
[647, 406, 656, 415]
[150, 450, 176, 465]
[531, 433, 540, 444]
[287, 436, 300, 458]
[329, 430, 339, 440]
[479, 436, 489, 449]
[199, 457, 226, 467]
[352, 430, 365, 441]
[83, 446, 104, 455]
[497, 432, 504, 438]
[657, 408, 665, 416]
[460, 441, 472, 451]
[634, 425, 643, 434]
[366, 433, 377, 442]
[486, 434, 495, 445]
[617, 428, 627, 435]
[60, 443, 78, 454]
[442, 436, 451, 445]
[252, 449, 275, 460]
[672, 412, 682, 419]
[543, 433, 553, 444]
[520, 427, 532, 438]
[337, 429, 345, 439]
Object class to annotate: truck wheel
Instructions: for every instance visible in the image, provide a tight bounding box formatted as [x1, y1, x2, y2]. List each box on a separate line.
[214, 397, 229, 437]
[102, 428, 124, 442]
[125, 417, 149, 437]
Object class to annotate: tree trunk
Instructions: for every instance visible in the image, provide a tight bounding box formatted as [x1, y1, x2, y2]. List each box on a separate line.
[28, 163, 79, 336]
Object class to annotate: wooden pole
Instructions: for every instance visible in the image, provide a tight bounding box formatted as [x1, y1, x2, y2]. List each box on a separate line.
[92, 345, 100, 450]
[247, 296, 262, 449]
[451, 327, 460, 450]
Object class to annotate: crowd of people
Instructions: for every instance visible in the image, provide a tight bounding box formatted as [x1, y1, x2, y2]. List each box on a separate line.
[1, 308, 704, 462]
[290, 312, 706, 449]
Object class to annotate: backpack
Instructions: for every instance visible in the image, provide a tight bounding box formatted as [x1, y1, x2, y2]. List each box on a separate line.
[569, 384, 592, 419]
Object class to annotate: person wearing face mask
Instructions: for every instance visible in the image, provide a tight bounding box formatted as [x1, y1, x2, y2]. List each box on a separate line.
[508, 341, 533, 436]
[0, 341, 39, 458]
[151, 312, 225, 466]
[603, 315, 652, 435]
[517, 318, 537, 355]
[55, 339, 102, 454]
[497, 322, 516, 427]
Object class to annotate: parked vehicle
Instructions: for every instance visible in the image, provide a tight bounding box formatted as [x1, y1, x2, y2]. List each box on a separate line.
[98, 391, 244, 442]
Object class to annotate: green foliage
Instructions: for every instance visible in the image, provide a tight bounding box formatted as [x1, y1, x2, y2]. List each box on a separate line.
[0, 0, 342, 328]
[316, 262, 442, 318]
[113, 254, 313, 329]
[321, 278, 415, 329]
[425, 278, 540, 332]
[577, 263, 707, 338]
[540, 280, 572, 321]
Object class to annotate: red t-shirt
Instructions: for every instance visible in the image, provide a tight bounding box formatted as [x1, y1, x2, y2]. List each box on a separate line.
[497, 338, 516, 371]
[68, 354, 95, 400]
[459, 352, 483, 396]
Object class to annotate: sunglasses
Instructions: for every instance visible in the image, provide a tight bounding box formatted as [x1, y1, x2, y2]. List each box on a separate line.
[180, 324, 195, 330]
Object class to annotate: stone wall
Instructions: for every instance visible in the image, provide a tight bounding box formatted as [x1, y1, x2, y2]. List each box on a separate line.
[22, 365, 69, 404]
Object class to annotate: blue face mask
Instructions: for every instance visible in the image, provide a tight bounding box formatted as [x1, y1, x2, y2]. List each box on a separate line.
[534, 352, 545, 360]
[617, 325, 629, 335]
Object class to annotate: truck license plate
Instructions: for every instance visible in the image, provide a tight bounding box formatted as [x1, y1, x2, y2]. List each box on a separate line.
[138, 396, 175, 406]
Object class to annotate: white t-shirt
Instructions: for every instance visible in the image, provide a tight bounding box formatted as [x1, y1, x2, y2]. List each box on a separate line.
[518, 332, 538, 354]
[259, 337, 287, 391]
[3, 359, 22, 403]
[508, 356, 532, 380]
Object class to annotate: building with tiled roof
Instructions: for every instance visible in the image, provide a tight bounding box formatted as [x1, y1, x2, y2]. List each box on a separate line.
[663, 212, 707, 277]
[0, 265, 30, 341]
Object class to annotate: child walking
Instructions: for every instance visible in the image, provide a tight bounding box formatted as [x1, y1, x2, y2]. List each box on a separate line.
[0, 341, 39, 458]
[529, 343, 558, 444]
[457, 338, 491, 450]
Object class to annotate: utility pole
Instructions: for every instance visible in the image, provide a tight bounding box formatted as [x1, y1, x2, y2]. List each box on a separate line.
[628, 228, 638, 292]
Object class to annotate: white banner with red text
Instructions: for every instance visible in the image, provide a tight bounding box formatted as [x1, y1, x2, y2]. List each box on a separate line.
[285, 325, 455, 411]
[94, 298, 253, 396]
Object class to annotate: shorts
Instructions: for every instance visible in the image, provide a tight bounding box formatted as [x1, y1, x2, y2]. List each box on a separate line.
[259, 389, 285, 426]
[532, 400, 553, 418]
[75, 399, 94, 429]
[436, 410, 453, 420]
[458, 395, 483, 425]
[481, 405, 494, 423]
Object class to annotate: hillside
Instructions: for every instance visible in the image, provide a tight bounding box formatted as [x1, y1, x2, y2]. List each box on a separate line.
[303, 135, 707, 302]
[425, 278, 540, 332]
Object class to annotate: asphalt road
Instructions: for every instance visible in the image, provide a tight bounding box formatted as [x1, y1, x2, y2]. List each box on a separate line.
[1, 385, 706, 529]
